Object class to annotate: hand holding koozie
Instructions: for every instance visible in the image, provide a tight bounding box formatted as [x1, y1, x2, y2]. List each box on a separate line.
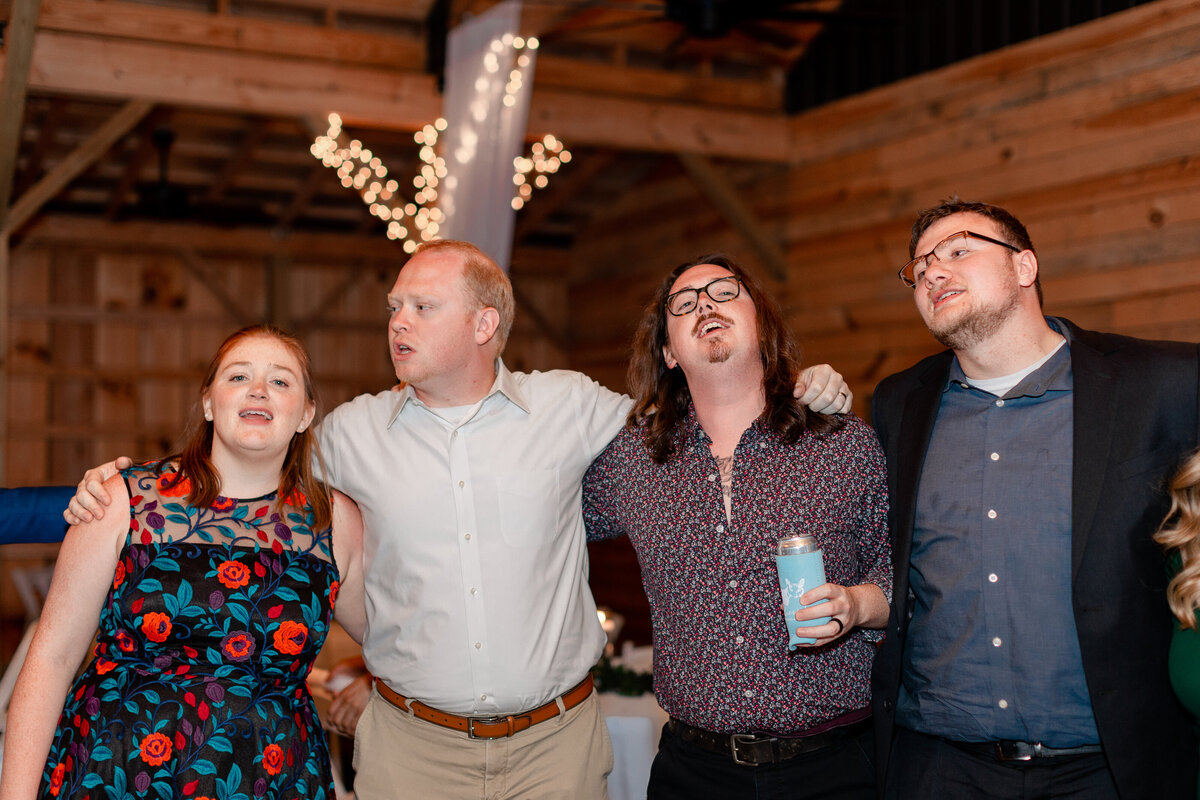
[776, 534, 831, 647]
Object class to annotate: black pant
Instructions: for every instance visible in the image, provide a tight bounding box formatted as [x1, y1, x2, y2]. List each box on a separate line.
[883, 728, 1120, 800]
[648, 723, 876, 800]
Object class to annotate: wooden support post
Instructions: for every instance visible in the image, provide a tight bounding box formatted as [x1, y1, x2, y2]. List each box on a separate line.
[0, 0, 43, 227]
[677, 152, 789, 282]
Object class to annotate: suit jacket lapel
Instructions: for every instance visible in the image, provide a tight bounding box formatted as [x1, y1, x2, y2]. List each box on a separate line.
[892, 354, 952, 571]
[1067, 326, 1118, 578]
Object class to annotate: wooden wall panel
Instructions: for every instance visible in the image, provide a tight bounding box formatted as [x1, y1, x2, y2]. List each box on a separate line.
[568, 0, 1200, 414]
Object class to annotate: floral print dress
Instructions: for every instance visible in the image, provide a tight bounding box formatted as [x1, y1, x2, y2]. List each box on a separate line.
[39, 464, 341, 800]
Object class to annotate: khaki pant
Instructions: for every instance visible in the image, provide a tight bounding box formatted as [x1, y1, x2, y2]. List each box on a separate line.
[352, 684, 612, 800]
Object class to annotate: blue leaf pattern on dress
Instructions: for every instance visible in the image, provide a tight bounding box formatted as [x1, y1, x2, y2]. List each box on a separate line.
[38, 464, 339, 800]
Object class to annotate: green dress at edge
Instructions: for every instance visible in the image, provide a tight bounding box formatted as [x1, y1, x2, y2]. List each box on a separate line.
[1169, 556, 1200, 800]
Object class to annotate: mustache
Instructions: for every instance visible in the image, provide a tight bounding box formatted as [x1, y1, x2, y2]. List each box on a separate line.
[692, 312, 733, 336]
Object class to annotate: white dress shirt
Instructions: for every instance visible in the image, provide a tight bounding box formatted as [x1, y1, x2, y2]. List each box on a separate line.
[319, 360, 631, 715]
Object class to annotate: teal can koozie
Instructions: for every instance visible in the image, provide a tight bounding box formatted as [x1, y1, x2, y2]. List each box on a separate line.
[776, 534, 830, 648]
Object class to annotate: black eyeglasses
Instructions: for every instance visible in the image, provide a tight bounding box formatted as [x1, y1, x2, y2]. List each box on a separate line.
[898, 231, 1021, 289]
[665, 276, 745, 316]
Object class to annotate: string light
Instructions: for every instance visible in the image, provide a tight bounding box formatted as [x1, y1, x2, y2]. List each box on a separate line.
[311, 34, 566, 244]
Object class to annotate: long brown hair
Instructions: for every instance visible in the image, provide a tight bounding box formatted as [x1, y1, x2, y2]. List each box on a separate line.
[158, 324, 332, 532]
[1156, 449, 1200, 629]
[627, 254, 841, 463]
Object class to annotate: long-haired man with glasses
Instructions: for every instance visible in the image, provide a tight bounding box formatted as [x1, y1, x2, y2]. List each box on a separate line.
[871, 198, 1200, 799]
[583, 255, 891, 799]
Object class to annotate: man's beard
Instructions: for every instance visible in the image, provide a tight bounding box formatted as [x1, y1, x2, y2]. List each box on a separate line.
[928, 281, 1021, 351]
[703, 339, 732, 363]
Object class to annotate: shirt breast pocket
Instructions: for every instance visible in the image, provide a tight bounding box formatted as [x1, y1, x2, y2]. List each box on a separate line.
[497, 469, 560, 547]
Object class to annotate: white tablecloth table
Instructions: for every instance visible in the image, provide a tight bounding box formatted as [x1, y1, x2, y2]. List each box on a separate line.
[599, 692, 668, 800]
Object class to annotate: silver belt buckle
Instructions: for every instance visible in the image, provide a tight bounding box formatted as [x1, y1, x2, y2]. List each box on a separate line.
[994, 740, 1035, 761]
[730, 733, 765, 766]
[467, 715, 508, 739]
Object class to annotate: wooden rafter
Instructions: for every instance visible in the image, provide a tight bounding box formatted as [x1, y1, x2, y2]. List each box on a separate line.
[277, 161, 330, 230]
[205, 120, 269, 203]
[677, 152, 789, 282]
[2, 100, 154, 236]
[25, 27, 792, 161]
[0, 0, 43, 226]
[105, 106, 172, 219]
[10, 99, 63, 200]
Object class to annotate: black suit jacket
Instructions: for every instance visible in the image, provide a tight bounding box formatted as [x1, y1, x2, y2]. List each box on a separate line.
[870, 318, 1200, 799]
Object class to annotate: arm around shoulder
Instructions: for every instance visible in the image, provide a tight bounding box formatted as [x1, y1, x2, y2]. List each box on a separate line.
[0, 474, 130, 800]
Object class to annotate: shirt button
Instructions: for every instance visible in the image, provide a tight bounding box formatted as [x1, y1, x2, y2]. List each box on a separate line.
[464, 533, 471, 541]
[470, 587, 477, 595]
[992, 637, 1002, 647]
[707, 474, 717, 482]
[716, 524, 725, 533]
[735, 636, 744, 645]
[729, 580, 738, 588]
[743, 690, 754, 698]
[458, 480, 465, 488]
[759, 442, 766, 449]
[480, 694, 487, 700]
[998, 699, 1009, 709]
[987, 509, 997, 519]
[451, 431, 458, 439]
[995, 399, 1005, 407]
[988, 573, 998, 583]
[990, 452, 999, 461]
[475, 642, 482, 649]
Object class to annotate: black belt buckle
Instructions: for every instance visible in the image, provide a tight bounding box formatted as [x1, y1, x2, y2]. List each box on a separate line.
[730, 733, 771, 766]
[994, 740, 1036, 761]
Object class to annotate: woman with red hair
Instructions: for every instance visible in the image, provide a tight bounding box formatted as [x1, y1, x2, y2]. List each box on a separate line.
[1, 325, 365, 800]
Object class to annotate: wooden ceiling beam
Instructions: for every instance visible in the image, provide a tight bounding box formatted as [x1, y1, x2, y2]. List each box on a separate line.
[27, 30, 441, 133]
[534, 53, 781, 111]
[0, 0, 42, 226]
[27, 29, 792, 160]
[3, 100, 153, 236]
[22, 214, 408, 261]
[37, 0, 426, 70]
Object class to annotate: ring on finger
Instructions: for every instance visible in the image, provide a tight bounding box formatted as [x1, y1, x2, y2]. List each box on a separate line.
[830, 617, 844, 635]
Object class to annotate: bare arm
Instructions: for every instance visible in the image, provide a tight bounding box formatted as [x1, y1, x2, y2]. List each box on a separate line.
[0, 475, 129, 799]
[330, 490, 366, 644]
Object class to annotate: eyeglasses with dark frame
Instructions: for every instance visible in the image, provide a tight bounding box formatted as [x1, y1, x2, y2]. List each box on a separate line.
[898, 230, 1022, 289]
[665, 276, 746, 316]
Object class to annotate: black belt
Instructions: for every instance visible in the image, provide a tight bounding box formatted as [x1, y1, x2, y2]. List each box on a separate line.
[947, 738, 1104, 762]
[668, 717, 870, 766]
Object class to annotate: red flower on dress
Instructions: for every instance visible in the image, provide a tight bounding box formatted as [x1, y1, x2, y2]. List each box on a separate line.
[49, 762, 65, 796]
[113, 560, 126, 590]
[157, 472, 191, 498]
[261, 743, 285, 776]
[271, 620, 308, 655]
[141, 612, 172, 643]
[220, 632, 255, 662]
[216, 560, 250, 590]
[114, 629, 136, 652]
[328, 580, 340, 608]
[139, 732, 172, 766]
[282, 489, 308, 508]
[211, 496, 236, 512]
[95, 658, 117, 674]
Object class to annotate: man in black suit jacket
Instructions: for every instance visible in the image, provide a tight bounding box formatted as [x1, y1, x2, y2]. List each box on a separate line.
[870, 199, 1199, 799]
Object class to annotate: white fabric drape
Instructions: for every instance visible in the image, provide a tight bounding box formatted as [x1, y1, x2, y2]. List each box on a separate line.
[438, 0, 534, 271]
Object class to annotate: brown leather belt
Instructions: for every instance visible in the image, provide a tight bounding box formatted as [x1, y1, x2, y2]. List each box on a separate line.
[374, 674, 594, 740]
